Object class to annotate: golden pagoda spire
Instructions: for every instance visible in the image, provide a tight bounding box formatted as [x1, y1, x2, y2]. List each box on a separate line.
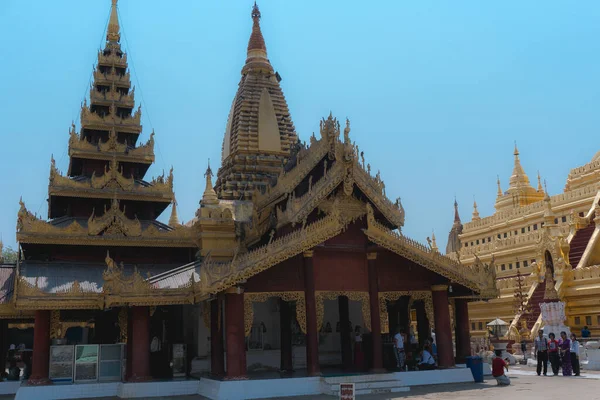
[244, 2, 272, 73]
[537, 171, 544, 192]
[453, 198, 461, 223]
[472, 199, 481, 221]
[509, 142, 531, 189]
[496, 176, 503, 198]
[107, 0, 121, 43]
[202, 161, 219, 206]
[168, 195, 180, 227]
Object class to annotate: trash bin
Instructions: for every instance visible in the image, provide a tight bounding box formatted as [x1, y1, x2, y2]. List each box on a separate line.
[466, 356, 484, 382]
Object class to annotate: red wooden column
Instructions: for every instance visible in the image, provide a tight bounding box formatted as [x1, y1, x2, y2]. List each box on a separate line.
[28, 310, 52, 385]
[225, 287, 247, 379]
[303, 250, 321, 376]
[280, 299, 293, 372]
[454, 299, 471, 363]
[210, 298, 225, 376]
[431, 285, 454, 368]
[367, 252, 384, 372]
[128, 306, 151, 382]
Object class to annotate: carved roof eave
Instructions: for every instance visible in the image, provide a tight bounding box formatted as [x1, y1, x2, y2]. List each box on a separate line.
[201, 212, 347, 295]
[16, 232, 195, 248]
[17, 200, 194, 248]
[15, 278, 199, 310]
[69, 147, 154, 165]
[48, 187, 173, 204]
[363, 205, 498, 298]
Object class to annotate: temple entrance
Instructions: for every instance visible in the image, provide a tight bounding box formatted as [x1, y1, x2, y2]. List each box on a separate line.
[380, 293, 433, 370]
[318, 295, 368, 372]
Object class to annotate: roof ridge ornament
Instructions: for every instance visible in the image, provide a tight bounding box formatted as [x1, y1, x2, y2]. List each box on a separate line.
[107, 0, 120, 43]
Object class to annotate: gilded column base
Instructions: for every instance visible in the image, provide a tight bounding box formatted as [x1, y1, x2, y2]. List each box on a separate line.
[223, 375, 249, 381]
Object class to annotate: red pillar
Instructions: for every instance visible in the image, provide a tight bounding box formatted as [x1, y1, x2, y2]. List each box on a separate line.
[367, 252, 384, 372]
[210, 298, 225, 376]
[225, 287, 247, 379]
[431, 285, 454, 368]
[338, 296, 352, 370]
[28, 310, 52, 385]
[280, 299, 293, 372]
[125, 308, 133, 381]
[454, 299, 471, 363]
[303, 250, 320, 376]
[128, 306, 151, 382]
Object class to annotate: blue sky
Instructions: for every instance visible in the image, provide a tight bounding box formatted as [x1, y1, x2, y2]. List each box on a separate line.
[1, 0, 599, 250]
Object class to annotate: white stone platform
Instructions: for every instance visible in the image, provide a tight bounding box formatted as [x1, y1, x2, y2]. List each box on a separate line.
[14, 379, 200, 400]
[0, 380, 22, 395]
[198, 368, 475, 400]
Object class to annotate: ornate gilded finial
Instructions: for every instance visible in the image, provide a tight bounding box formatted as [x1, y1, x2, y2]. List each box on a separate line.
[472, 198, 480, 221]
[496, 175, 502, 197]
[245, 1, 268, 68]
[107, 0, 120, 43]
[431, 231, 439, 252]
[344, 118, 351, 144]
[537, 171, 543, 192]
[514, 141, 519, 156]
[168, 195, 180, 227]
[201, 160, 219, 206]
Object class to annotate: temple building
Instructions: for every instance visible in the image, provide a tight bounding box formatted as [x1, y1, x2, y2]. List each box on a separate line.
[447, 146, 600, 341]
[0, 1, 498, 398]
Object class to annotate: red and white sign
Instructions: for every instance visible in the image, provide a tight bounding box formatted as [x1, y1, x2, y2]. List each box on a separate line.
[339, 383, 355, 400]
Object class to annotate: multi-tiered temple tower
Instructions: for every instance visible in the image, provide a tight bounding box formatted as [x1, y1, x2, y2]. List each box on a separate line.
[215, 3, 298, 200]
[13, 0, 197, 384]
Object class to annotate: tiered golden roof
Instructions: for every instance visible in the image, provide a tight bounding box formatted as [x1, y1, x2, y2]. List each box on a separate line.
[216, 3, 298, 200]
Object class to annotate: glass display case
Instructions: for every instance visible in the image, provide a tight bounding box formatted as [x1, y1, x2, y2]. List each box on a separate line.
[172, 344, 187, 378]
[99, 344, 124, 381]
[74, 344, 99, 383]
[49, 345, 75, 383]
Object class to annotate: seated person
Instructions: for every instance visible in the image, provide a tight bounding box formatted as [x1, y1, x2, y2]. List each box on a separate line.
[7, 359, 20, 381]
[492, 350, 510, 386]
[417, 348, 436, 370]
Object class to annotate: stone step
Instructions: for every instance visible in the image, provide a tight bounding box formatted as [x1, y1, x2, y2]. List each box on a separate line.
[327, 380, 410, 396]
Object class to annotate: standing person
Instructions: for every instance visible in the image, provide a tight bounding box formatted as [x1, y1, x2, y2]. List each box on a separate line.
[558, 331, 572, 376]
[581, 326, 591, 338]
[492, 350, 510, 386]
[547, 333, 560, 376]
[534, 330, 548, 376]
[393, 326, 405, 370]
[570, 334, 580, 376]
[427, 336, 438, 362]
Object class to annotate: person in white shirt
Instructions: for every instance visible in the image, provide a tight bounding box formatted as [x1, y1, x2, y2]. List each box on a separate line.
[417, 348, 436, 370]
[393, 326, 405, 370]
[570, 334, 580, 376]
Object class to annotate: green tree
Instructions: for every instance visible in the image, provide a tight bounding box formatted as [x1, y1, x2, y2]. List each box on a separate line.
[1, 246, 18, 263]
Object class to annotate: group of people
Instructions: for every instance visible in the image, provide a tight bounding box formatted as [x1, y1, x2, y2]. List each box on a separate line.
[392, 326, 437, 371]
[534, 330, 581, 377]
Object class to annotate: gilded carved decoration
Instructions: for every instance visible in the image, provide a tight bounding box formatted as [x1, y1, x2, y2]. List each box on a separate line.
[81, 102, 141, 131]
[118, 307, 128, 342]
[378, 291, 434, 334]
[90, 86, 134, 107]
[88, 198, 142, 236]
[17, 198, 194, 247]
[69, 124, 154, 161]
[364, 203, 498, 297]
[315, 291, 371, 332]
[200, 211, 346, 295]
[16, 276, 103, 310]
[243, 292, 306, 337]
[50, 310, 62, 339]
[97, 50, 128, 68]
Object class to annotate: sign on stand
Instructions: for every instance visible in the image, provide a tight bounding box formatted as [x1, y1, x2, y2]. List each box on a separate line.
[339, 383, 355, 400]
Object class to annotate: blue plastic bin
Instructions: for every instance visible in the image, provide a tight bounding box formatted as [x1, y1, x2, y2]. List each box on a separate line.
[465, 356, 484, 382]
